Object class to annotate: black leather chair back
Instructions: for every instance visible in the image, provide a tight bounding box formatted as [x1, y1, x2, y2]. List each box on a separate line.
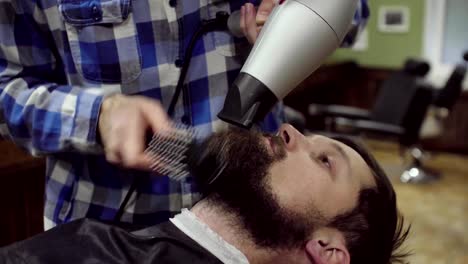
[369, 61, 433, 146]
[400, 86, 433, 146]
[370, 71, 421, 126]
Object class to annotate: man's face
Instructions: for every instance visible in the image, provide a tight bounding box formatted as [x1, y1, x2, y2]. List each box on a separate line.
[267, 124, 376, 220]
[200, 124, 376, 249]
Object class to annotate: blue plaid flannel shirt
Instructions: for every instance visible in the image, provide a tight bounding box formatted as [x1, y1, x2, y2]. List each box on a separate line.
[0, 0, 369, 229]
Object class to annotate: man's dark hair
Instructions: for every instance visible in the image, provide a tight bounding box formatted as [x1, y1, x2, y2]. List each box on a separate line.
[330, 136, 411, 264]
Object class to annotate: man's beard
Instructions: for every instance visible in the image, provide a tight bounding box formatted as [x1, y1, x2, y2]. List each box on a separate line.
[195, 128, 326, 250]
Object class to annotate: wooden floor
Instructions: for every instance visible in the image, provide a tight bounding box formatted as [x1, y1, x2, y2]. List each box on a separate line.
[366, 140, 468, 264]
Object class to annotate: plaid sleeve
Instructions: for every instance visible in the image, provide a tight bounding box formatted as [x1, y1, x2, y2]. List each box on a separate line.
[0, 0, 104, 155]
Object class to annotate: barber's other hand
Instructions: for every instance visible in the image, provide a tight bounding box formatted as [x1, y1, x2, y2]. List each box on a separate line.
[98, 94, 171, 171]
[240, 0, 277, 44]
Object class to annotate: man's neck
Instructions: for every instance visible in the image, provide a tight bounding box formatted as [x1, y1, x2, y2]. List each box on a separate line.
[191, 200, 298, 264]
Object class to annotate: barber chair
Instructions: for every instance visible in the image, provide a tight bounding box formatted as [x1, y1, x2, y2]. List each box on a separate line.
[307, 57, 466, 183]
[400, 61, 466, 183]
[409, 52, 468, 182]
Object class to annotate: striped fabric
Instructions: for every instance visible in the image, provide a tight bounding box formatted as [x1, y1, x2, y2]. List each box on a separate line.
[0, 0, 369, 229]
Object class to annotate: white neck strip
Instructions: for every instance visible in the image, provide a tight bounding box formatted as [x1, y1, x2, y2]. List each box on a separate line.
[170, 209, 249, 264]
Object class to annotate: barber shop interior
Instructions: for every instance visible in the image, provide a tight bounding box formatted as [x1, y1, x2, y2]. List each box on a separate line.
[0, 0, 467, 263]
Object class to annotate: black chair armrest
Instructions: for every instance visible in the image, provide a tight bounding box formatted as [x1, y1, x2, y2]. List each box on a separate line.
[334, 118, 404, 137]
[308, 104, 371, 120]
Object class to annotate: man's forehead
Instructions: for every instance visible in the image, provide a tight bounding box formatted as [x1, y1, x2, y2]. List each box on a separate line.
[306, 135, 376, 188]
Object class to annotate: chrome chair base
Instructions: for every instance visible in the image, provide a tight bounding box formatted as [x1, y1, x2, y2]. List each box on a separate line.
[400, 166, 440, 184]
[400, 147, 440, 184]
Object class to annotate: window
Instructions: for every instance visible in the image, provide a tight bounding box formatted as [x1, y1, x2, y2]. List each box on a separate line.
[442, 0, 468, 64]
[424, 0, 468, 88]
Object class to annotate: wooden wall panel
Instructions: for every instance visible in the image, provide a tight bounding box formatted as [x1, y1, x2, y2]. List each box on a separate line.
[0, 140, 45, 247]
[422, 94, 468, 154]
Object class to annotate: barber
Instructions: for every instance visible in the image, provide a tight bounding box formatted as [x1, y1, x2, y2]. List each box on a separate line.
[0, 0, 369, 229]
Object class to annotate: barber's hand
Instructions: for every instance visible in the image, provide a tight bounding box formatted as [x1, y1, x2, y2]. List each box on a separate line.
[98, 94, 171, 171]
[240, 0, 277, 44]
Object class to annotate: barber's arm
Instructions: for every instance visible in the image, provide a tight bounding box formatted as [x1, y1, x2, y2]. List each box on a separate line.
[0, 0, 106, 155]
[0, 0, 170, 170]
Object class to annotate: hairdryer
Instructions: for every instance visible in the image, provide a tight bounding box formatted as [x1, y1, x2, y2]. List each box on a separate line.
[218, 0, 359, 129]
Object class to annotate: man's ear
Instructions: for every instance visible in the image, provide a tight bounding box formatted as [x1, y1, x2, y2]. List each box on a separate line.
[305, 228, 350, 264]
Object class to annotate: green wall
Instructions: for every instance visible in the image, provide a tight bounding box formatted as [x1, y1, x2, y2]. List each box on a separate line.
[328, 0, 426, 68]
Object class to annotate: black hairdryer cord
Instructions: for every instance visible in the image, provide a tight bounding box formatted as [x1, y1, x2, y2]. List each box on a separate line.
[113, 12, 230, 223]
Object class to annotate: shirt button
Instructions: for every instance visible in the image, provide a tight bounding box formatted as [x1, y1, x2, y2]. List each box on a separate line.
[92, 5, 100, 21]
[181, 115, 190, 125]
[175, 58, 184, 68]
[169, 0, 177, 7]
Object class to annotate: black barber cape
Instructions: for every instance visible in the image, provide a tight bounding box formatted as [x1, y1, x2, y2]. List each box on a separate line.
[0, 219, 223, 264]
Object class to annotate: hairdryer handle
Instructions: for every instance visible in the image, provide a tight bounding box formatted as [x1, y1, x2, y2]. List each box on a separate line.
[227, 10, 244, 37]
[227, 8, 264, 38]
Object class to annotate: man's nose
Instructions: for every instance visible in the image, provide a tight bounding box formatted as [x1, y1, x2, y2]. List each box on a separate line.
[278, 124, 304, 151]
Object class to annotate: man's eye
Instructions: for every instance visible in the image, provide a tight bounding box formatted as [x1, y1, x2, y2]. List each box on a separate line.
[318, 154, 331, 168]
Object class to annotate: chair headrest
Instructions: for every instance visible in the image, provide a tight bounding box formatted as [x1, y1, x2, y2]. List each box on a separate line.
[403, 59, 431, 77]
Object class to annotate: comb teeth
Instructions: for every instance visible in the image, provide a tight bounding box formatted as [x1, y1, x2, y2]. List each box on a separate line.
[145, 123, 197, 181]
